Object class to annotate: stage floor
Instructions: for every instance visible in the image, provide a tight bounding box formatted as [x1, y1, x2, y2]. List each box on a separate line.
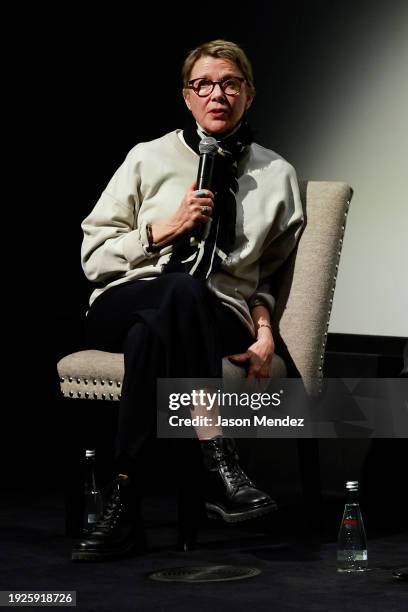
[1, 490, 407, 611]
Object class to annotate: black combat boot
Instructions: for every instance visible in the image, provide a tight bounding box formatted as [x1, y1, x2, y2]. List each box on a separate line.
[200, 436, 277, 522]
[71, 475, 146, 562]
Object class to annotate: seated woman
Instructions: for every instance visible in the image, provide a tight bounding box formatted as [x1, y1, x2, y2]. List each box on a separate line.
[72, 39, 304, 562]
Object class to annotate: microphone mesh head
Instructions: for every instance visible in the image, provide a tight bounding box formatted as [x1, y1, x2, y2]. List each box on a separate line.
[199, 136, 218, 155]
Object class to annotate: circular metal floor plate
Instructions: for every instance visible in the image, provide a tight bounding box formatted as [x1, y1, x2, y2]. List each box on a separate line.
[149, 565, 261, 583]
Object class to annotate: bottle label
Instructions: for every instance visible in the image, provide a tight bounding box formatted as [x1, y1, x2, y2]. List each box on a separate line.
[337, 550, 368, 561]
[343, 519, 358, 526]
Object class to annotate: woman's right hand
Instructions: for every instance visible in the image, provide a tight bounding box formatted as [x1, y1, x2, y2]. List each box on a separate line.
[150, 182, 214, 246]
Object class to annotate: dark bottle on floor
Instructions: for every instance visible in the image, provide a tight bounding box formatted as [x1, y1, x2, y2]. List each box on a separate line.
[337, 480, 368, 572]
[82, 449, 103, 535]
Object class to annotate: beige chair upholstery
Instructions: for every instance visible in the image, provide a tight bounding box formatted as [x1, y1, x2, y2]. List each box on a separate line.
[272, 180, 352, 390]
[57, 180, 352, 396]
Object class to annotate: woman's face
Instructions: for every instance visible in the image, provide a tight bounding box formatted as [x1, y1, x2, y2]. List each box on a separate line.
[183, 56, 253, 136]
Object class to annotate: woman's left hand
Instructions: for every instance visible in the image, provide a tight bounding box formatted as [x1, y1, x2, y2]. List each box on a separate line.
[228, 330, 275, 380]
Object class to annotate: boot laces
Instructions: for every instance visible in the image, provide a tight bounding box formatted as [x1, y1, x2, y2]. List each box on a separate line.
[214, 450, 253, 491]
[92, 483, 124, 532]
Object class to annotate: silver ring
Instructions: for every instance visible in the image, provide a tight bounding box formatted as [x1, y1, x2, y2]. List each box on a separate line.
[201, 206, 211, 216]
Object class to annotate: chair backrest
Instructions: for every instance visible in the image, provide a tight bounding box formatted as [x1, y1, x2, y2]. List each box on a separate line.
[271, 180, 353, 388]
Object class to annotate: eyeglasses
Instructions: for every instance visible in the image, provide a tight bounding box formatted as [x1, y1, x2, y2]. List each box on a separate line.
[187, 77, 246, 97]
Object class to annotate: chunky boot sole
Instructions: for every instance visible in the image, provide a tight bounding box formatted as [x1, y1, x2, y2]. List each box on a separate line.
[206, 499, 277, 523]
[71, 533, 147, 562]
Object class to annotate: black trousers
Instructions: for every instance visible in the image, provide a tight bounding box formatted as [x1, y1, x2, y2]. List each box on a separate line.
[85, 273, 252, 476]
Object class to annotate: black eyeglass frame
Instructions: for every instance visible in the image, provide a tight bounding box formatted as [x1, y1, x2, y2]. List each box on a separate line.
[186, 76, 246, 97]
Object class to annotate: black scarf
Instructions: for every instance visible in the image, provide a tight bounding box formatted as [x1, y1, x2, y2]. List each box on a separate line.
[163, 117, 254, 280]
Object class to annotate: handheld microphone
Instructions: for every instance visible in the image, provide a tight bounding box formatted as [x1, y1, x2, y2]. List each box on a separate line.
[196, 136, 218, 241]
[197, 136, 218, 189]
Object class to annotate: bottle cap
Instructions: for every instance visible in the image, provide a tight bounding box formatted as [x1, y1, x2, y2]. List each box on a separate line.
[346, 480, 359, 490]
[85, 449, 96, 458]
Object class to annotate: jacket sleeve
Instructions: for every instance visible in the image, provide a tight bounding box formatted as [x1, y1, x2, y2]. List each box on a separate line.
[247, 164, 304, 316]
[81, 152, 155, 283]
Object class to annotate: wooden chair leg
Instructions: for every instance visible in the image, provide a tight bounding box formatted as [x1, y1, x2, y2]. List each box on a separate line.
[175, 439, 206, 551]
[64, 445, 84, 537]
[297, 438, 323, 531]
[62, 398, 93, 538]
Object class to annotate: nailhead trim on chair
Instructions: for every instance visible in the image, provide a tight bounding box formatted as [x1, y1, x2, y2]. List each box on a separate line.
[317, 199, 351, 380]
[61, 377, 122, 400]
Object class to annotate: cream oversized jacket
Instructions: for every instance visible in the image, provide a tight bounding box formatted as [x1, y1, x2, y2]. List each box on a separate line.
[81, 130, 304, 336]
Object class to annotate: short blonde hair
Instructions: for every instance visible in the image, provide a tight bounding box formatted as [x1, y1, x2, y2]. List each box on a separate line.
[182, 39, 255, 94]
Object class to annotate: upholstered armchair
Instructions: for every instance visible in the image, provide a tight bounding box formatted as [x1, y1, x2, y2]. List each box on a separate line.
[57, 180, 353, 545]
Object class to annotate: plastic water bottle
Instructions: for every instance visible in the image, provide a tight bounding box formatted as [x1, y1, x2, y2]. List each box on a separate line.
[82, 449, 103, 534]
[337, 480, 368, 572]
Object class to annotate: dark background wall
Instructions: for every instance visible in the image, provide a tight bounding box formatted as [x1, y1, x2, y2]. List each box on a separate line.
[7, 2, 406, 502]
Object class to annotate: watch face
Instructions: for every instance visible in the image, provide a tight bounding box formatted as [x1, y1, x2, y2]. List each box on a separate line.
[392, 568, 408, 581]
